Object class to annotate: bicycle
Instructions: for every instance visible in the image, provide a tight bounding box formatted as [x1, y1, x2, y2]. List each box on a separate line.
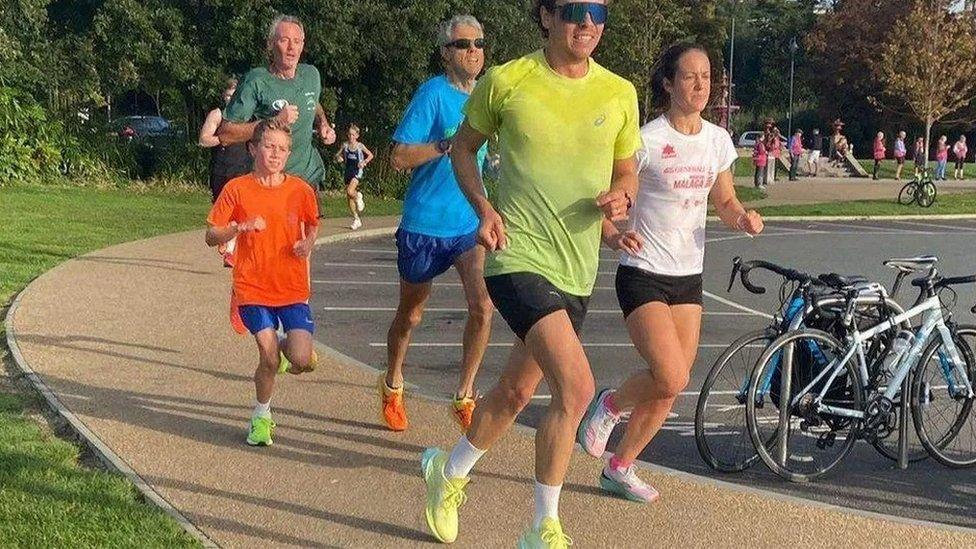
[694, 258, 913, 473]
[745, 258, 976, 481]
[898, 166, 937, 208]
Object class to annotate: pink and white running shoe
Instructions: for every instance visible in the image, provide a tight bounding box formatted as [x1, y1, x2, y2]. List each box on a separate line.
[577, 388, 621, 458]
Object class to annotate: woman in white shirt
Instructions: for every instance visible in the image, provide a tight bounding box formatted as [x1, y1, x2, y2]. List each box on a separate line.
[577, 43, 764, 503]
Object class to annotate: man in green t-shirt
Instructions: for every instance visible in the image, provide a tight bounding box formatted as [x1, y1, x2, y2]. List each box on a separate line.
[217, 15, 336, 189]
[419, 1, 640, 546]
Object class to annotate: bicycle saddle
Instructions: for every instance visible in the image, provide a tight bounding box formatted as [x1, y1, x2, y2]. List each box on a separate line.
[883, 256, 938, 273]
[819, 273, 869, 289]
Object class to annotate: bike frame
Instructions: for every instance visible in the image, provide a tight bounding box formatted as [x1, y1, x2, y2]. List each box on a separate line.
[790, 295, 974, 420]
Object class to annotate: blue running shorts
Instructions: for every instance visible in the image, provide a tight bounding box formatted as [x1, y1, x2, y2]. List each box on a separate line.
[395, 228, 478, 284]
[239, 303, 315, 335]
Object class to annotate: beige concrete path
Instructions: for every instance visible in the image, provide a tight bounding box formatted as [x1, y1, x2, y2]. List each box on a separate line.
[8, 214, 976, 547]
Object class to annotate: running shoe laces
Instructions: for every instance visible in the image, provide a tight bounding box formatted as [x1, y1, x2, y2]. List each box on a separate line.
[440, 477, 468, 511]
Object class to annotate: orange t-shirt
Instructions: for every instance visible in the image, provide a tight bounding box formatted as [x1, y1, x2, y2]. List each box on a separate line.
[207, 174, 319, 306]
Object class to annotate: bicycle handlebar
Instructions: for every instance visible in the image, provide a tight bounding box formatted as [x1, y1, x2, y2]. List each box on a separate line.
[728, 257, 814, 295]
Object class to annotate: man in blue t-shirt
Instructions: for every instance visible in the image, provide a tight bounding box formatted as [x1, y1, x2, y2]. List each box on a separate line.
[378, 15, 492, 434]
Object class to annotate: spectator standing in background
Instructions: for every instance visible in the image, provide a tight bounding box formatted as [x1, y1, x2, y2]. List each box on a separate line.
[913, 137, 926, 178]
[872, 131, 886, 180]
[935, 135, 949, 181]
[753, 137, 768, 191]
[806, 128, 822, 176]
[788, 129, 803, 181]
[952, 135, 968, 180]
[893, 130, 907, 180]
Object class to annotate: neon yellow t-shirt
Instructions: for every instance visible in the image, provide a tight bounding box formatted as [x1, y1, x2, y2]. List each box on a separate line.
[464, 50, 641, 296]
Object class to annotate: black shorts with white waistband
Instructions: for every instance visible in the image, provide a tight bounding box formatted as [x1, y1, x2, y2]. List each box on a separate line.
[615, 264, 703, 318]
[485, 272, 590, 341]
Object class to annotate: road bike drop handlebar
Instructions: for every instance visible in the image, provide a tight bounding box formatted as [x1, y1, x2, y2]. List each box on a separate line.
[727, 256, 815, 295]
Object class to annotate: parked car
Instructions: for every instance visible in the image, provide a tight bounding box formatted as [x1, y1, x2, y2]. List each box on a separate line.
[108, 116, 180, 141]
[736, 130, 765, 148]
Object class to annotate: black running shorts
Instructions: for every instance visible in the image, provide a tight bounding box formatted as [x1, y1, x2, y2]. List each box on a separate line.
[485, 272, 590, 341]
[615, 265, 703, 318]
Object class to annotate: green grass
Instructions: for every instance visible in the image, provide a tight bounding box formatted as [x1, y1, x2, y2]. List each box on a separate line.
[0, 186, 404, 302]
[318, 192, 403, 219]
[756, 191, 976, 217]
[0, 183, 404, 546]
[733, 185, 767, 203]
[0, 394, 197, 546]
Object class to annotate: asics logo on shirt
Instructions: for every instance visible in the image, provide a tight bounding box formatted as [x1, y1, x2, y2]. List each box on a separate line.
[594, 114, 606, 127]
[662, 144, 677, 159]
[272, 99, 288, 111]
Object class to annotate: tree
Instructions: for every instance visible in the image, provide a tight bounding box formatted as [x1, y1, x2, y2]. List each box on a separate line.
[806, 0, 904, 147]
[878, 0, 976, 165]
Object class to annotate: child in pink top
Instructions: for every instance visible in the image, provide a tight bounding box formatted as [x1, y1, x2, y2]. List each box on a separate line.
[953, 135, 968, 180]
[753, 139, 768, 190]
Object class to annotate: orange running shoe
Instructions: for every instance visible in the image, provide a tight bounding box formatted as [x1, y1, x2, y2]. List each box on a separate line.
[378, 374, 408, 431]
[451, 395, 477, 433]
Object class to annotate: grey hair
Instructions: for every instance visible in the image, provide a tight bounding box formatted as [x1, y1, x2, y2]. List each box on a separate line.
[437, 15, 483, 47]
[267, 15, 305, 57]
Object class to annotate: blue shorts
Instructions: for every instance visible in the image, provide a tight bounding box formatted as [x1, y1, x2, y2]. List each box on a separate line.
[396, 228, 477, 284]
[239, 303, 315, 335]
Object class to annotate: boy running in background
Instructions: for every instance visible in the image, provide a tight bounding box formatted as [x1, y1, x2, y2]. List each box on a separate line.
[206, 119, 320, 446]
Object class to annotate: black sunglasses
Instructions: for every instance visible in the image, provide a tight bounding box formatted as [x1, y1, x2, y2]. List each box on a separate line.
[445, 38, 486, 50]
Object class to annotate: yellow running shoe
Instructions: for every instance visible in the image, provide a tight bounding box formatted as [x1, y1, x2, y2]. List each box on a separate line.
[277, 351, 291, 374]
[421, 448, 469, 543]
[517, 518, 573, 548]
[378, 374, 408, 431]
[451, 395, 477, 433]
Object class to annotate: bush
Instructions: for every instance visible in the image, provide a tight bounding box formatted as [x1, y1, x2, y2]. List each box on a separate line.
[0, 86, 129, 187]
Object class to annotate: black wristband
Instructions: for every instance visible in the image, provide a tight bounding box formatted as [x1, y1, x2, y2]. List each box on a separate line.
[436, 139, 451, 154]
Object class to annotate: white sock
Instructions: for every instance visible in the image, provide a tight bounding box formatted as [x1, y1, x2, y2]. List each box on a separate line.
[226, 236, 236, 254]
[533, 481, 561, 529]
[253, 400, 271, 418]
[444, 435, 485, 479]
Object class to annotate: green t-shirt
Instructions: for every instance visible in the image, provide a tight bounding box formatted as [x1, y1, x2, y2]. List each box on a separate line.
[464, 50, 641, 296]
[224, 64, 324, 186]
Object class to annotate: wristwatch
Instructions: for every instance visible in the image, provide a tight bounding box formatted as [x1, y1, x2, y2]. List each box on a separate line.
[436, 138, 452, 154]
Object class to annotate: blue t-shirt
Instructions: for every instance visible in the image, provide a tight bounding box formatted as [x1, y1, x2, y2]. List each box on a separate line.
[393, 75, 487, 238]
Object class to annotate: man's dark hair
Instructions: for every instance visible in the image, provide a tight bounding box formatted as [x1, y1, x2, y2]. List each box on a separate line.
[531, 0, 558, 38]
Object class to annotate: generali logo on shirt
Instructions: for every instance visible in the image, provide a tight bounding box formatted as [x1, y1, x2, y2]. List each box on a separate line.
[662, 144, 677, 159]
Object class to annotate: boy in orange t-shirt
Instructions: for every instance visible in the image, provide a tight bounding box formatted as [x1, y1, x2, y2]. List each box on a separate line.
[206, 119, 320, 446]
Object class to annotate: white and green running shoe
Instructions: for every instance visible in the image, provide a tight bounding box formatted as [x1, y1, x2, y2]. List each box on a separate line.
[517, 517, 573, 548]
[246, 415, 276, 446]
[421, 447, 469, 543]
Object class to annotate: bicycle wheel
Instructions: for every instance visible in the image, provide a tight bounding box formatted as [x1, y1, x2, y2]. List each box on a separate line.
[695, 328, 777, 473]
[747, 328, 864, 482]
[916, 181, 937, 207]
[911, 326, 976, 467]
[898, 182, 917, 205]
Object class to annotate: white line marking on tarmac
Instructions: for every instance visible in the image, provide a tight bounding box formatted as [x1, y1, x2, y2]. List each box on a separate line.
[811, 221, 936, 235]
[702, 291, 773, 319]
[324, 306, 750, 316]
[890, 220, 976, 232]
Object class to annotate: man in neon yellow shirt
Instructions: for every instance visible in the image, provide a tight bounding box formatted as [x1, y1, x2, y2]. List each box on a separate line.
[419, 2, 641, 546]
